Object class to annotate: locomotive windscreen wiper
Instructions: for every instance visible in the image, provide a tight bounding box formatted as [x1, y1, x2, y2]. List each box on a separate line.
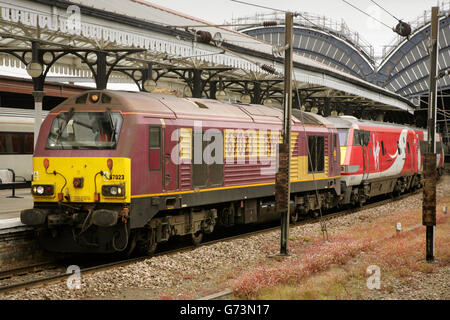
[105, 108, 117, 143]
[54, 108, 75, 147]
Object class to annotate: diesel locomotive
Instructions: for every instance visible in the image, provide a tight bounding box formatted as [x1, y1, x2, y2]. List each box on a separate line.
[20, 90, 444, 255]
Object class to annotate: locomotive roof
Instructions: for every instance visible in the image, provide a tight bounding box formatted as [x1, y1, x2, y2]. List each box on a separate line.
[326, 116, 425, 132]
[59, 90, 329, 127]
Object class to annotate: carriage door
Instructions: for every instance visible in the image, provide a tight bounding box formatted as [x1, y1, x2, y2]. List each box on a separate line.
[358, 130, 370, 181]
[163, 125, 178, 192]
[407, 134, 414, 173]
[332, 133, 338, 176]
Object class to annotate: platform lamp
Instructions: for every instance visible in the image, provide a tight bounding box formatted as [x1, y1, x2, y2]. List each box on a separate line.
[26, 61, 43, 78]
[215, 77, 227, 101]
[27, 44, 45, 149]
[263, 98, 273, 107]
[216, 89, 227, 101]
[143, 79, 157, 92]
[183, 85, 193, 98]
[240, 93, 251, 104]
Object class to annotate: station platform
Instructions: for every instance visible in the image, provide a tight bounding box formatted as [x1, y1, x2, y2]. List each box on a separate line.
[0, 188, 33, 230]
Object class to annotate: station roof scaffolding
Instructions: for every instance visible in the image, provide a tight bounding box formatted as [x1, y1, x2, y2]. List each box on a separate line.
[0, 0, 416, 120]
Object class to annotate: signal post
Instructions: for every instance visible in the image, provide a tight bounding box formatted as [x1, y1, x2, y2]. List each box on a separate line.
[274, 12, 294, 256]
[423, 6, 439, 262]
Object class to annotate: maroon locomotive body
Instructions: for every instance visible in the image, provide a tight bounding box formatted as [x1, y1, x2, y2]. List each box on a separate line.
[21, 90, 340, 254]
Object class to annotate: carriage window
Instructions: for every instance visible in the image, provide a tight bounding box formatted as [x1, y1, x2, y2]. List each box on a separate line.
[0, 132, 34, 154]
[381, 141, 385, 156]
[353, 130, 370, 146]
[407, 142, 410, 154]
[353, 130, 361, 146]
[420, 140, 428, 153]
[436, 142, 443, 154]
[308, 135, 324, 173]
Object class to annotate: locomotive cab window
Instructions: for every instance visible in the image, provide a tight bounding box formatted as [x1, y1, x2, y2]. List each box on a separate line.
[353, 130, 370, 146]
[149, 127, 161, 149]
[337, 129, 349, 146]
[46, 111, 123, 150]
[308, 135, 324, 173]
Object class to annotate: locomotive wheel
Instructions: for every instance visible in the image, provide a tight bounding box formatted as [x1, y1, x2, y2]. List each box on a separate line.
[126, 231, 137, 257]
[290, 209, 299, 224]
[191, 231, 203, 246]
[137, 229, 157, 256]
[140, 239, 157, 256]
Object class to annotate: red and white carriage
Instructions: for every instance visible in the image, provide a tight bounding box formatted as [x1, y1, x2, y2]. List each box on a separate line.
[328, 116, 445, 206]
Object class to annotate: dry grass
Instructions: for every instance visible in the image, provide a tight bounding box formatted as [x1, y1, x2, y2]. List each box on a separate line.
[232, 180, 450, 299]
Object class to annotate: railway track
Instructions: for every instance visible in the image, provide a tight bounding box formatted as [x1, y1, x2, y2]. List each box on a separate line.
[0, 190, 420, 296]
[0, 262, 57, 280]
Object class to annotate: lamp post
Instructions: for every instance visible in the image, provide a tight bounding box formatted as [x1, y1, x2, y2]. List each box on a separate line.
[27, 42, 44, 148]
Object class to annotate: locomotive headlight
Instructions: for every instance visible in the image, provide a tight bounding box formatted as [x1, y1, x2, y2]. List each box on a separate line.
[32, 185, 54, 196]
[102, 185, 125, 197]
[36, 186, 44, 195]
[110, 186, 118, 196]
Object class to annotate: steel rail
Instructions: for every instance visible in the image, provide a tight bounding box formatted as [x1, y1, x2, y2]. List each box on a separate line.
[0, 189, 421, 296]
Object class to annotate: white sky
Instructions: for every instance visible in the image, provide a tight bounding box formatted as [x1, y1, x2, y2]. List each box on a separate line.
[146, 0, 445, 58]
[0, 0, 445, 85]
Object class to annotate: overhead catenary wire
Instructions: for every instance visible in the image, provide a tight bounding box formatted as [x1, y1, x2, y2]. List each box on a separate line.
[292, 70, 329, 242]
[439, 85, 449, 145]
[340, 0, 393, 30]
[230, 3, 329, 240]
[369, 0, 401, 22]
[230, 0, 289, 14]
[230, 0, 323, 30]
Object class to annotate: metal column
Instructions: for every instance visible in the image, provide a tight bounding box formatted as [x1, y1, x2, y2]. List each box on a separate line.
[423, 6, 439, 263]
[275, 12, 294, 256]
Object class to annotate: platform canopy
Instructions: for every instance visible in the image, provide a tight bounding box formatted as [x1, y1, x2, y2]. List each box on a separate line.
[0, 0, 416, 120]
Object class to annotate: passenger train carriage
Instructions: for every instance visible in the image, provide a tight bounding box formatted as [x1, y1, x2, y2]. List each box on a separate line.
[21, 90, 341, 254]
[328, 116, 445, 206]
[0, 108, 47, 183]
